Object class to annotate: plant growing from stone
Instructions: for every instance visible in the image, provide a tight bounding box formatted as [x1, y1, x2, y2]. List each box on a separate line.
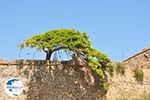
[139, 92, 150, 100]
[134, 68, 144, 82]
[116, 63, 125, 75]
[20, 28, 113, 92]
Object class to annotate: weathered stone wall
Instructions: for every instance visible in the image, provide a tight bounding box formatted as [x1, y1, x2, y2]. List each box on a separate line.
[123, 48, 150, 69]
[0, 60, 104, 100]
[107, 49, 150, 100]
[107, 67, 150, 100]
[0, 61, 30, 100]
[1, 49, 150, 100]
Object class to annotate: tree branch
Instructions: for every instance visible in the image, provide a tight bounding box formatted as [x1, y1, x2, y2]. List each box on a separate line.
[52, 46, 68, 52]
[42, 48, 47, 53]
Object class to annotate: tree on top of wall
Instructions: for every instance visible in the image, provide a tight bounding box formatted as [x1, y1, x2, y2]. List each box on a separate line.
[20, 28, 113, 92]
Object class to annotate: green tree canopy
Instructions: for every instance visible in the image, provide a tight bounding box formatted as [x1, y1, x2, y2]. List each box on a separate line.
[20, 29, 91, 60]
[20, 29, 113, 92]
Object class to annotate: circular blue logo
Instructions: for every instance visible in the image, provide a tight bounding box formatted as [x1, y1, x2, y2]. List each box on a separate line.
[4, 78, 23, 97]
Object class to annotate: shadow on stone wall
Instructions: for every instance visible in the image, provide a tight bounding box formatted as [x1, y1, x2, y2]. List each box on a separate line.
[0, 60, 106, 100]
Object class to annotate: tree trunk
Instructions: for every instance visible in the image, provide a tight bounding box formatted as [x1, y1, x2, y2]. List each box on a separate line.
[45, 51, 52, 60]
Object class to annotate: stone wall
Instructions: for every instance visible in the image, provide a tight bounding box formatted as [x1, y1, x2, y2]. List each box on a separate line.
[123, 48, 150, 69]
[0, 60, 105, 100]
[107, 67, 150, 100]
[1, 48, 150, 100]
[107, 48, 150, 100]
[0, 61, 29, 100]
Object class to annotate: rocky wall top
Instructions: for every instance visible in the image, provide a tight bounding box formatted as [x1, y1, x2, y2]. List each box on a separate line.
[0, 60, 105, 100]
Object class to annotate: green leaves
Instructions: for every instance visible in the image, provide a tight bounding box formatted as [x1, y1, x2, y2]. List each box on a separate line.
[20, 28, 113, 93]
[20, 29, 91, 56]
[134, 68, 144, 82]
[85, 48, 113, 92]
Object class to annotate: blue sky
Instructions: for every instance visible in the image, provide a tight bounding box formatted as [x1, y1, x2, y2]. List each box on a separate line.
[0, 0, 150, 61]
